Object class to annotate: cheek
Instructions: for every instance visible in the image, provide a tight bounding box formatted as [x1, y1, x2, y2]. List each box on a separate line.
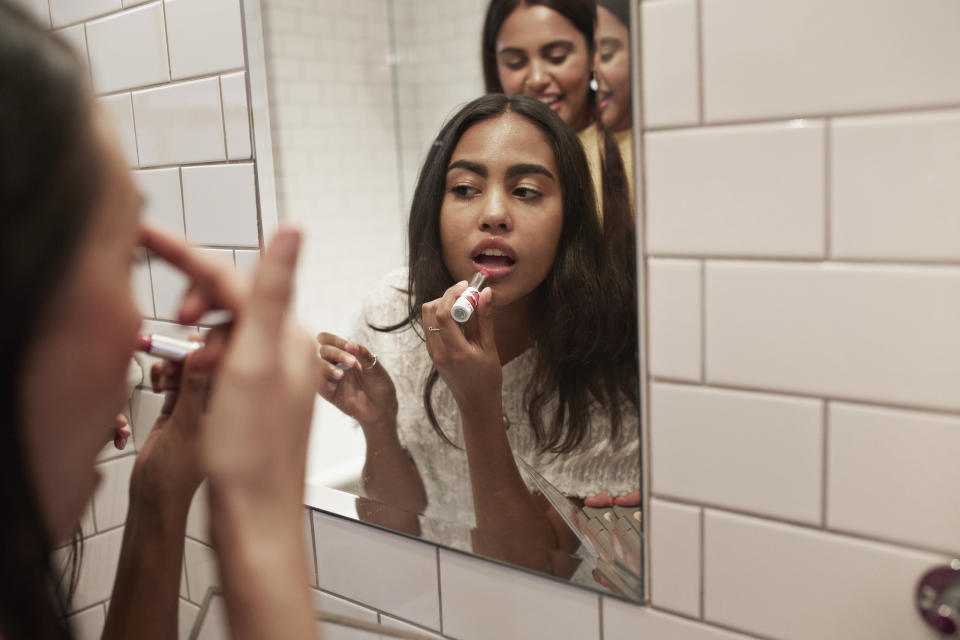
[498, 67, 525, 95]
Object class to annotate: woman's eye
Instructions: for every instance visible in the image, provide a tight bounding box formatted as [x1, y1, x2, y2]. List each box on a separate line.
[451, 185, 480, 198]
[600, 50, 615, 63]
[546, 54, 568, 65]
[502, 56, 527, 70]
[513, 186, 542, 200]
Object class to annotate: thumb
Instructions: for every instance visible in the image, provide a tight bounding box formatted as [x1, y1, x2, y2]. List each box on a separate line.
[476, 287, 496, 351]
[237, 229, 301, 343]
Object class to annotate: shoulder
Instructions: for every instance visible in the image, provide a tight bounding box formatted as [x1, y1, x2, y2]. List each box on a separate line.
[361, 267, 410, 324]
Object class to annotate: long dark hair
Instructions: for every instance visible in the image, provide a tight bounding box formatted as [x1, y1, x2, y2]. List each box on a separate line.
[482, 0, 597, 95]
[376, 94, 637, 454]
[1, 2, 102, 638]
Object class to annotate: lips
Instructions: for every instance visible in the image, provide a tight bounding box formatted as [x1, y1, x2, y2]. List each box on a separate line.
[471, 238, 517, 279]
[534, 93, 564, 112]
[598, 91, 613, 111]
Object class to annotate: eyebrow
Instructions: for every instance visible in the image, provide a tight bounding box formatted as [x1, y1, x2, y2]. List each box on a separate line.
[506, 163, 554, 181]
[448, 159, 487, 178]
[599, 37, 623, 49]
[540, 40, 575, 54]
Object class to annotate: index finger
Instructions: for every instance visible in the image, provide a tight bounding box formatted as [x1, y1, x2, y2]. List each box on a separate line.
[233, 228, 301, 344]
[140, 225, 246, 314]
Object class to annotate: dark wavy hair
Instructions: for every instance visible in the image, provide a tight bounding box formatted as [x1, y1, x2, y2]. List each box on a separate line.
[375, 94, 637, 454]
[482, 0, 597, 95]
[1, 2, 102, 638]
[599, 0, 630, 31]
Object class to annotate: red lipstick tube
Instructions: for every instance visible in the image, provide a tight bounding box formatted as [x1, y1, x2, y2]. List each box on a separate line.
[450, 271, 489, 323]
[138, 334, 202, 362]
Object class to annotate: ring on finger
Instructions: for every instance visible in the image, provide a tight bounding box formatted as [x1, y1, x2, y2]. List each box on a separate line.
[368, 353, 379, 369]
[428, 326, 441, 332]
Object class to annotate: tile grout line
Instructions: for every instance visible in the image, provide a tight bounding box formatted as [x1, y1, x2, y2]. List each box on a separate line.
[647, 603, 772, 640]
[217, 76, 230, 160]
[127, 92, 144, 170]
[96, 68, 246, 100]
[159, 0, 173, 81]
[653, 495, 960, 559]
[309, 511, 319, 588]
[648, 376, 960, 419]
[643, 253, 960, 267]
[597, 594, 604, 640]
[644, 102, 960, 134]
[436, 547, 444, 636]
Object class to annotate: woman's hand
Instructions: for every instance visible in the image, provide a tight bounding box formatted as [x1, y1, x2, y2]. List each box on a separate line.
[421, 282, 501, 414]
[316, 333, 397, 431]
[584, 490, 641, 508]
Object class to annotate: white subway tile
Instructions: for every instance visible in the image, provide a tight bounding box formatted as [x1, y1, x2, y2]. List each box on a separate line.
[55, 24, 88, 65]
[150, 255, 189, 321]
[704, 510, 947, 640]
[132, 253, 155, 317]
[180, 556, 188, 599]
[303, 510, 317, 587]
[233, 249, 260, 274]
[56, 528, 124, 611]
[194, 594, 229, 640]
[181, 164, 260, 247]
[220, 72, 252, 160]
[641, 0, 699, 128]
[12, 0, 51, 27]
[702, 0, 960, 122]
[133, 78, 226, 167]
[651, 383, 823, 524]
[69, 604, 106, 640]
[603, 600, 751, 640]
[85, 3, 170, 94]
[313, 511, 440, 630]
[186, 482, 210, 544]
[93, 455, 135, 531]
[80, 503, 96, 537]
[648, 259, 701, 380]
[649, 499, 701, 616]
[184, 539, 219, 606]
[123, 0, 152, 6]
[97, 93, 138, 167]
[164, 0, 245, 79]
[380, 615, 445, 639]
[646, 121, 825, 257]
[130, 388, 165, 450]
[828, 403, 960, 554]
[50, 0, 119, 27]
[705, 261, 960, 412]
[831, 110, 960, 261]
[312, 589, 379, 640]
[440, 548, 599, 640]
[179, 599, 200, 640]
[133, 168, 185, 237]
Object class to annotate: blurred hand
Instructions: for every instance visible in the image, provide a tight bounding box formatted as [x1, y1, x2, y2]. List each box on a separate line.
[583, 490, 640, 508]
[200, 230, 321, 511]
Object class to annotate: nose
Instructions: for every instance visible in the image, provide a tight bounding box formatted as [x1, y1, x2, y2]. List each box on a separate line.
[525, 60, 549, 93]
[478, 190, 513, 233]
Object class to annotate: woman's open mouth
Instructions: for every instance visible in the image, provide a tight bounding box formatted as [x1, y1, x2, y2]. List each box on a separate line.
[471, 244, 516, 278]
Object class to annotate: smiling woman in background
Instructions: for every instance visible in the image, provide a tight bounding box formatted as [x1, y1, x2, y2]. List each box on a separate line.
[0, 3, 322, 638]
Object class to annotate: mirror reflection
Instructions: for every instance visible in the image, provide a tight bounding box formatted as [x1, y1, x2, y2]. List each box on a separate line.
[255, 0, 641, 598]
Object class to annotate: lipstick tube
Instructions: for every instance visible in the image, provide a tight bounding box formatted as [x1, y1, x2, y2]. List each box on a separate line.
[138, 334, 202, 362]
[450, 271, 489, 323]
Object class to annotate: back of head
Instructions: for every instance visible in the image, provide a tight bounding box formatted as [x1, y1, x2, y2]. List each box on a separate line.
[482, 0, 598, 93]
[0, 1, 102, 637]
[598, 0, 630, 31]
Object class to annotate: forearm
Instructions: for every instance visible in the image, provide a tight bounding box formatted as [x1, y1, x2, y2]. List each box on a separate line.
[459, 405, 559, 572]
[102, 489, 192, 640]
[208, 486, 318, 640]
[360, 420, 428, 520]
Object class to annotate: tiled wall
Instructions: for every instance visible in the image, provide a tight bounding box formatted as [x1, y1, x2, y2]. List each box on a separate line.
[11, 0, 259, 637]
[640, 1, 960, 640]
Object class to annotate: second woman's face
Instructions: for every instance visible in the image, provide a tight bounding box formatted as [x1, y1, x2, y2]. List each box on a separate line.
[440, 113, 563, 312]
[495, 5, 593, 132]
[595, 5, 632, 131]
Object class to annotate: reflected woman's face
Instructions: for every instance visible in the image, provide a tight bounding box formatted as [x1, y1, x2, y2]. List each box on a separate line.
[495, 5, 593, 132]
[439, 113, 563, 312]
[595, 5, 631, 132]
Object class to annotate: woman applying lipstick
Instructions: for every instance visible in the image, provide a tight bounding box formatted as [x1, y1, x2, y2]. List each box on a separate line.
[316, 94, 638, 576]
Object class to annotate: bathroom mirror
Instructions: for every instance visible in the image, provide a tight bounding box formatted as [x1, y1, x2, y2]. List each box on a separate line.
[241, 0, 643, 601]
